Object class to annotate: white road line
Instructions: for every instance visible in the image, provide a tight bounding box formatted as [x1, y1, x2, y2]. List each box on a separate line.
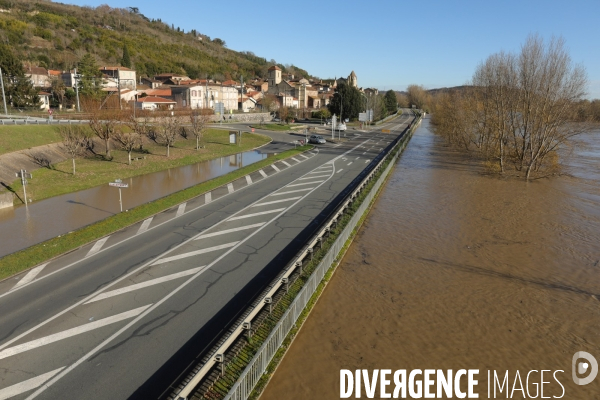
[227, 183, 234, 194]
[251, 197, 302, 207]
[245, 175, 253, 185]
[297, 174, 329, 180]
[0, 306, 150, 361]
[287, 181, 324, 187]
[299, 154, 309, 159]
[259, 169, 268, 178]
[365, 159, 370, 163]
[270, 188, 313, 196]
[176, 203, 186, 218]
[362, 151, 367, 155]
[137, 217, 153, 235]
[11, 263, 48, 291]
[85, 267, 205, 304]
[195, 223, 265, 240]
[356, 156, 360, 159]
[291, 157, 300, 162]
[228, 208, 285, 221]
[205, 192, 212, 204]
[86, 237, 110, 258]
[281, 160, 291, 167]
[337, 169, 344, 173]
[307, 169, 330, 174]
[271, 164, 280, 172]
[347, 162, 353, 166]
[0, 367, 65, 400]
[151, 242, 239, 265]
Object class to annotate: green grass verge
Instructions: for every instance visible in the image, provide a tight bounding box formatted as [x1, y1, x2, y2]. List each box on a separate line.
[0, 145, 313, 281]
[250, 124, 292, 131]
[8, 130, 270, 204]
[0, 125, 64, 155]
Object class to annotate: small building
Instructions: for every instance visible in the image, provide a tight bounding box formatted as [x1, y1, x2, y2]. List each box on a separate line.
[99, 66, 136, 89]
[239, 96, 256, 111]
[154, 73, 190, 84]
[136, 96, 176, 111]
[38, 92, 51, 110]
[26, 67, 50, 88]
[141, 77, 163, 89]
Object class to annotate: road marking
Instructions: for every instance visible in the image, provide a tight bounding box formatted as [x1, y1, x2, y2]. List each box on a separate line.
[151, 242, 239, 265]
[251, 197, 302, 207]
[337, 169, 344, 173]
[245, 175, 253, 185]
[229, 208, 285, 221]
[299, 154, 309, 159]
[11, 263, 48, 291]
[297, 174, 329, 180]
[365, 159, 370, 163]
[291, 157, 300, 163]
[85, 267, 206, 304]
[347, 162, 353, 166]
[176, 203, 186, 217]
[0, 305, 151, 361]
[287, 181, 324, 187]
[281, 160, 291, 167]
[0, 367, 65, 400]
[196, 223, 265, 240]
[362, 151, 367, 155]
[271, 164, 280, 172]
[205, 192, 212, 204]
[227, 183, 234, 194]
[259, 169, 268, 178]
[137, 217, 153, 235]
[307, 169, 330, 174]
[86, 237, 110, 258]
[270, 188, 313, 196]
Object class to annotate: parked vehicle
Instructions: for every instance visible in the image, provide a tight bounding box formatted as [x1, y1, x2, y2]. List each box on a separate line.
[308, 134, 326, 144]
[337, 123, 347, 131]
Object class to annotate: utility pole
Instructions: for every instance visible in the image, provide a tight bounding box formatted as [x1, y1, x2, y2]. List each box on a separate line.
[0, 67, 7, 115]
[117, 72, 122, 110]
[74, 68, 81, 112]
[240, 75, 244, 111]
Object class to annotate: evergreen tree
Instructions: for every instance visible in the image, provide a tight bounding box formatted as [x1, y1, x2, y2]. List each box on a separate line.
[121, 44, 131, 68]
[328, 83, 363, 121]
[384, 90, 398, 114]
[77, 53, 103, 99]
[0, 44, 39, 108]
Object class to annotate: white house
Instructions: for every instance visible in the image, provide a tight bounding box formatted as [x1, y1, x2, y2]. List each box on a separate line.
[136, 96, 176, 111]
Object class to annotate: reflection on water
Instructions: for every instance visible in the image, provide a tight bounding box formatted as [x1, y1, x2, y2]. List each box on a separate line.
[262, 119, 600, 399]
[0, 150, 267, 257]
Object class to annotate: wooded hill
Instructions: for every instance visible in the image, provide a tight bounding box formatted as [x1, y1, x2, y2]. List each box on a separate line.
[0, 0, 311, 80]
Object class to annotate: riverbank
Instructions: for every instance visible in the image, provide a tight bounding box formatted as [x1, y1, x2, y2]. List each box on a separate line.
[261, 118, 600, 399]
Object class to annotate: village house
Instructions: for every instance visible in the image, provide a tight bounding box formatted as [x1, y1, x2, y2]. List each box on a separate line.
[99, 66, 136, 89]
[136, 96, 175, 111]
[26, 67, 50, 88]
[38, 92, 50, 110]
[167, 82, 238, 112]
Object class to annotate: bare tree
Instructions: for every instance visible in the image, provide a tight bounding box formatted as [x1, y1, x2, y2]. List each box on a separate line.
[59, 125, 89, 174]
[432, 35, 589, 179]
[113, 130, 140, 165]
[155, 116, 179, 157]
[84, 98, 121, 159]
[190, 108, 211, 150]
[126, 111, 151, 151]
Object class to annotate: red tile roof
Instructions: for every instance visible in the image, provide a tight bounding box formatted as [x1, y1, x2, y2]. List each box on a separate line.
[138, 96, 176, 103]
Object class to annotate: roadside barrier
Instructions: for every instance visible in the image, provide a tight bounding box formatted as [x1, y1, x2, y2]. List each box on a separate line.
[174, 114, 423, 400]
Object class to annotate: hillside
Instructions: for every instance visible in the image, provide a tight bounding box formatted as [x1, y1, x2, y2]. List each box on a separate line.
[0, 0, 310, 80]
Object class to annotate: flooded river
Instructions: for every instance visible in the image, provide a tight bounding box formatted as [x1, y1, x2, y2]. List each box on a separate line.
[261, 118, 600, 398]
[0, 150, 267, 257]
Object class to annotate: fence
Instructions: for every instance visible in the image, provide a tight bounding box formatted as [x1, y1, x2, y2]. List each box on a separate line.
[0, 119, 89, 125]
[222, 116, 421, 400]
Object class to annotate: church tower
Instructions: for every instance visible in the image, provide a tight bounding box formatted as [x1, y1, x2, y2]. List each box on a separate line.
[268, 66, 282, 90]
[348, 71, 357, 88]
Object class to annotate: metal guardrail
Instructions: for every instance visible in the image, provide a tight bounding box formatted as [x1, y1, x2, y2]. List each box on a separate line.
[175, 115, 422, 400]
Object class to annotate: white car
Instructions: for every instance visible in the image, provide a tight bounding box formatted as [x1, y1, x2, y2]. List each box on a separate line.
[337, 123, 347, 131]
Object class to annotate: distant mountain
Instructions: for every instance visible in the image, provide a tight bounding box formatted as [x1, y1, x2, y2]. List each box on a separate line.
[0, 0, 311, 80]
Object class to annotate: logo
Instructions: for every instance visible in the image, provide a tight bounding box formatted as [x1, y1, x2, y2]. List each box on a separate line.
[572, 351, 598, 385]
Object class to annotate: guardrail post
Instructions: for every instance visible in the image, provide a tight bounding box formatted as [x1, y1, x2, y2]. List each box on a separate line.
[308, 248, 313, 260]
[282, 277, 289, 293]
[265, 297, 272, 314]
[296, 260, 303, 274]
[242, 322, 252, 339]
[215, 354, 225, 376]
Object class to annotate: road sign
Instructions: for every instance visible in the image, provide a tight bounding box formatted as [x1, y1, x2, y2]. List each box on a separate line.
[251, 128, 255, 133]
[48, 109, 53, 115]
[229, 131, 237, 144]
[109, 182, 129, 188]
[359, 113, 367, 122]
[15, 171, 32, 179]
[382, 129, 391, 133]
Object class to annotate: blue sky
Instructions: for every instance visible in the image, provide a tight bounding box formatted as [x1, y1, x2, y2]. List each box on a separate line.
[65, 0, 600, 98]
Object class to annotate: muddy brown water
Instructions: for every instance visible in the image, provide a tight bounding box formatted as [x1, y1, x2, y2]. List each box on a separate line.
[261, 118, 600, 399]
[0, 150, 267, 258]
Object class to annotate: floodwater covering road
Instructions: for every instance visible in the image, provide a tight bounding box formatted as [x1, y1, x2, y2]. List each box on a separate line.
[0, 150, 267, 257]
[261, 118, 600, 399]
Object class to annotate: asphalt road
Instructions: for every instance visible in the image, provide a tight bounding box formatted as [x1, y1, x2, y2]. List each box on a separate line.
[0, 112, 414, 400]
